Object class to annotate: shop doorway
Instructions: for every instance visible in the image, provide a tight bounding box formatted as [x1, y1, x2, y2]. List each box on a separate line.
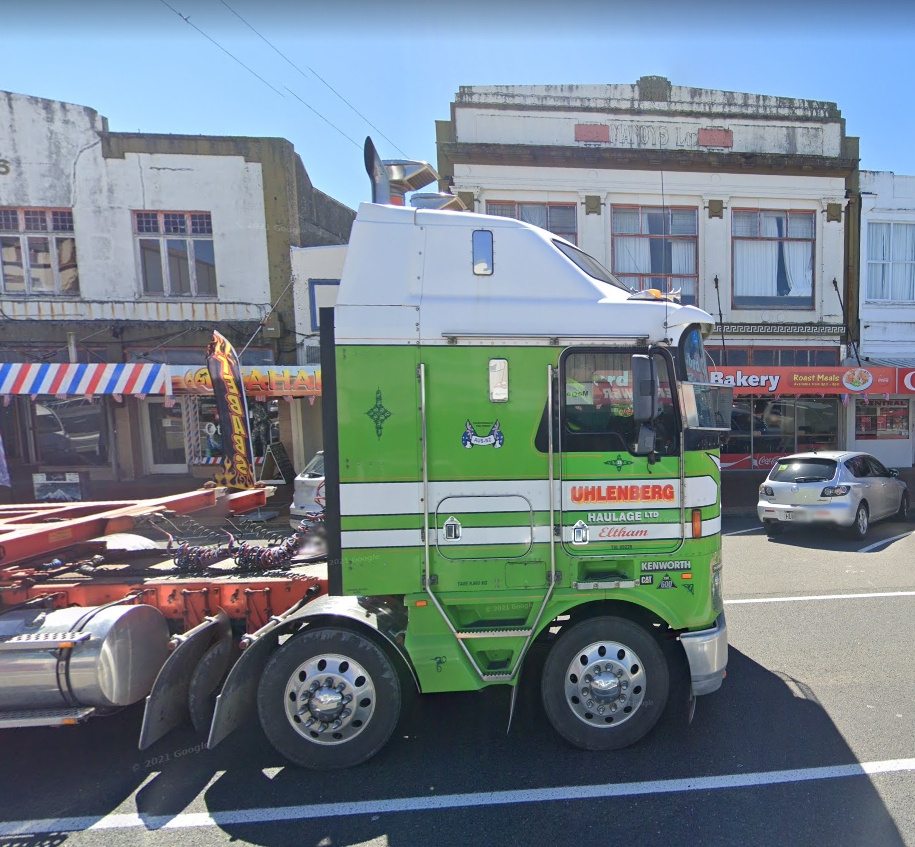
[140, 399, 188, 474]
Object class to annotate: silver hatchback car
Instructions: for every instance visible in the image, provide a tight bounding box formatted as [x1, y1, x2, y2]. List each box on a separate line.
[757, 451, 909, 539]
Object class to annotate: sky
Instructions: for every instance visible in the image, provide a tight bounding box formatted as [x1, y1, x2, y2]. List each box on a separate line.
[3, 0, 915, 211]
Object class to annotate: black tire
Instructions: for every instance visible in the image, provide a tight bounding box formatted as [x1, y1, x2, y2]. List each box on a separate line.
[541, 616, 669, 751]
[764, 520, 783, 537]
[897, 492, 910, 522]
[257, 627, 401, 769]
[850, 502, 869, 540]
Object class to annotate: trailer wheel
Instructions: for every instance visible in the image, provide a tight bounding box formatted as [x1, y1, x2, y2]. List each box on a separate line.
[541, 616, 668, 751]
[257, 626, 401, 769]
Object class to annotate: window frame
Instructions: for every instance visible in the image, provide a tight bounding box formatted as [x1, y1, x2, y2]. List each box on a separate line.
[485, 200, 578, 245]
[731, 208, 816, 310]
[865, 220, 915, 304]
[0, 207, 79, 296]
[133, 210, 218, 298]
[610, 204, 699, 305]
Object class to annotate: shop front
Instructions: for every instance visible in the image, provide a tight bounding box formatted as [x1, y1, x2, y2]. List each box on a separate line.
[0, 362, 323, 503]
[710, 364, 911, 470]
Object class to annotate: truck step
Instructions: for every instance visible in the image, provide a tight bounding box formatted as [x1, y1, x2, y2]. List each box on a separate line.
[0, 707, 96, 729]
[455, 629, 532, 639]
[572, 579, 637, 590]
[0, 631, 92, 651]
[481, 673, 514, 681]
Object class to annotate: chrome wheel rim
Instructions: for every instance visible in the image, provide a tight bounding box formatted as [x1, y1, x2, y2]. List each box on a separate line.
[283, 653, 376, 745]
[563, 640, 647, 728]
[857, 506, 868, 535]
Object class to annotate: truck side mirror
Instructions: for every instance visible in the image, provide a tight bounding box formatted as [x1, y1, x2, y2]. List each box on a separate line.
[631, 355, 658, 424]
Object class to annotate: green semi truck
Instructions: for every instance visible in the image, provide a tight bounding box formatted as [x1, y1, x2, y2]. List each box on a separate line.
[199, 160, 735, 769]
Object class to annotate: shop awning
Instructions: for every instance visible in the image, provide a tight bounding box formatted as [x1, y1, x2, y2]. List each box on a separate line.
[0, 363, 167, 396]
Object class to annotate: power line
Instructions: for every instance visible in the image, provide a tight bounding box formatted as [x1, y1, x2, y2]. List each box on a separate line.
[157, 0, 286, 98]
[218, 0, 409, 158]
[155, 0, 361, 148]
[284, 87, 361, 149]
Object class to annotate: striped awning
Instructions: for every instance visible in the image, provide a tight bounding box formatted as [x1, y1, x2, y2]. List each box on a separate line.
[0, 363, 167, 396]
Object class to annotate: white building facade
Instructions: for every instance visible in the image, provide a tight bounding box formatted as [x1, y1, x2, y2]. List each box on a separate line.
[0, 91, 352, 501]
[438, 78, 866, 472]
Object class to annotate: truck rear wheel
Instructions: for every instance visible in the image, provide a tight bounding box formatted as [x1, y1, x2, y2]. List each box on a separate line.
[541, 616, 668, 751]
[257, 627, 401, 769]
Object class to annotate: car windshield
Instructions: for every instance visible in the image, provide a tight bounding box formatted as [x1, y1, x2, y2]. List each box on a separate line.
[552, 240, 632, 292]
[769, 458, 837, 483]
[302, 453, 324, 477]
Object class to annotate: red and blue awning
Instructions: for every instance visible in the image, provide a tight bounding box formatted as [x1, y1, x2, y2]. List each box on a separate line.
[0, 363, 167, 396]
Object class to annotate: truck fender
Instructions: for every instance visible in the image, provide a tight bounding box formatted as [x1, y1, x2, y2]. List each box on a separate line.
[207, 593, 417, 749]
[281, 594, 419, 693]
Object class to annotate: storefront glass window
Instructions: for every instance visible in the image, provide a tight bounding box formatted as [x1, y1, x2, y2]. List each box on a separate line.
[855, 399, 910, 440]
[755, 398, 795, 470]
[196, 397, 279, 463]
[35, 397, 109, 466]
[796, 399, 839, 452]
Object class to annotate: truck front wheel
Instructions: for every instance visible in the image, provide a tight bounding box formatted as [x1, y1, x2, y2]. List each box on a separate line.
[541, 616, 669, 751]
[257, 627, 401, 769]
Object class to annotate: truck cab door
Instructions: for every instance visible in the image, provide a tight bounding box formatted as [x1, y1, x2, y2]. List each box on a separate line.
[558, 348, 684, 566]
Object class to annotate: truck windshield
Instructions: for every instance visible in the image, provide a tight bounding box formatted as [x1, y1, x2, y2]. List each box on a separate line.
[552, 240, 632, 293]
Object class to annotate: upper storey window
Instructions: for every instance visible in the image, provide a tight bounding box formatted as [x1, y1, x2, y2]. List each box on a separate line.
[0, 208, 79, 296]
[135, 211, 217, 297]
[486, 202, 577, 245]
[866, 222, 915, 302]
[732, 210, 815, 309]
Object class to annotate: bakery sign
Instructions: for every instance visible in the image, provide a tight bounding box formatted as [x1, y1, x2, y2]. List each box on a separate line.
[709, 366, 896, 395]
[171, 365, 321, 397]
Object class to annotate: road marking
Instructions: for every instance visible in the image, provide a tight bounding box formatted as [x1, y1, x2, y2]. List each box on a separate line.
[3, 758, 915, 835]
[728, 590, 915, 605]
[858, 531, 915, 553]
[723, 526, 764, 536]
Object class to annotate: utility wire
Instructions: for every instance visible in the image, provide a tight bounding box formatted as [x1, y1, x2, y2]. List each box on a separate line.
[284, 87, 361, 150]
[239, 277, 297, 356]
[157, 0, 286, 98]
[218, 0, 408, 157]
[156, 0, 363, 151]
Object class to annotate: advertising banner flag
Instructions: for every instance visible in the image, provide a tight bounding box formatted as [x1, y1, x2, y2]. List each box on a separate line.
[206, 332, 255, 490]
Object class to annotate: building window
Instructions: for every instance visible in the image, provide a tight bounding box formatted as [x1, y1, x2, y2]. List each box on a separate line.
[34, 397, 109, 466]
[707, 347, 839, 367]
[134, 211, 218, 297]
[732, 210, 815, 309]
[855, 398, 910, 440]
[866, 222, 915, 301]
[0, 208, 79, 295]
[486, 202, 577, 244]
[611, 206, 697, 305]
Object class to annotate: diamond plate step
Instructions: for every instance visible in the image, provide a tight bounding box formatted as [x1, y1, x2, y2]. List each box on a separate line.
[0, 631, 91, 651]
[455, 629, 532, 640]
[0, 707, 96, 729]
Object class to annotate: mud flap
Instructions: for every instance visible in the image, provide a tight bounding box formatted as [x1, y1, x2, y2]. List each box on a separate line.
[207, 624, 282, 750]
[188, 635, 235, 735]
[139, 609, 230, 750]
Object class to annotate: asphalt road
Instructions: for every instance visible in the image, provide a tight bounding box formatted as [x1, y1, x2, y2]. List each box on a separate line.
[3, 514, 915, 847]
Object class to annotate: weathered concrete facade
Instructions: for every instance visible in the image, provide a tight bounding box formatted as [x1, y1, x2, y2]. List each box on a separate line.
[0, 90, 353, 499]
[438, 77, 860, 359]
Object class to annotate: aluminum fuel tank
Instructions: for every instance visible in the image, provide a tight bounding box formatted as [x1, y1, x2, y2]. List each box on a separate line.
[0, 604, 170, 710]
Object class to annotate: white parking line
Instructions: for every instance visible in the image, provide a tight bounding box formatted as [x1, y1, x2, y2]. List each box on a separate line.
[727, 590, 915, 605]
[724, 526, 764, 536]
[858, 531, 915, 553]
[2, 757, 915, 835]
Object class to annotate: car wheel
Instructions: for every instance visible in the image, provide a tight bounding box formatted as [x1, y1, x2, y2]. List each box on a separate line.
[257, 627, 401, 769]
[851, 502, 869, 540]
[541, 616, 669, 751]
[897, 492, 910, 523]
[763, 520, 783, 537]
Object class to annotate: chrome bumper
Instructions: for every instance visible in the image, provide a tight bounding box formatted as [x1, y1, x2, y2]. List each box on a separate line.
[681, 612, 728, 696]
